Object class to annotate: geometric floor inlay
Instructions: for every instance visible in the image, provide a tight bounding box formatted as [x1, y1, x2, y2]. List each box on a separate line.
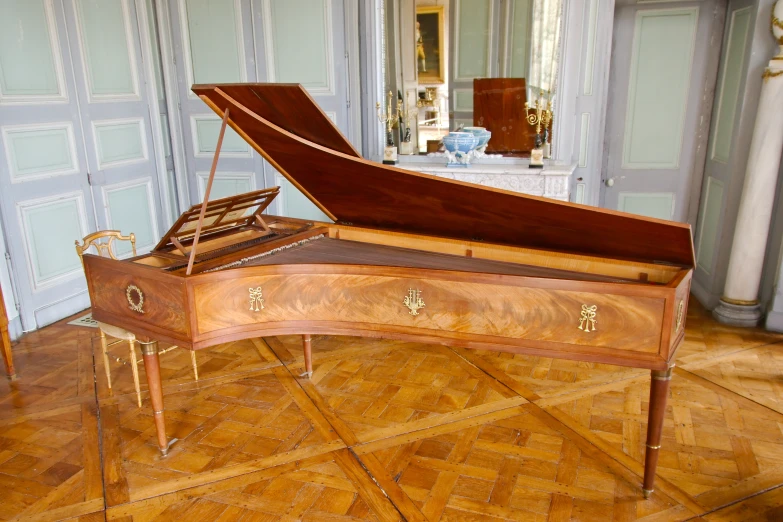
[3, 302, 783, 521]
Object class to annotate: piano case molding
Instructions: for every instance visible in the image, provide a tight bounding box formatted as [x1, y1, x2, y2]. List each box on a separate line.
[82, 84, 695, 497]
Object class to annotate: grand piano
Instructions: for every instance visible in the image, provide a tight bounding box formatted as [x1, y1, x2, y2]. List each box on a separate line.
[82, 84, 693, 498]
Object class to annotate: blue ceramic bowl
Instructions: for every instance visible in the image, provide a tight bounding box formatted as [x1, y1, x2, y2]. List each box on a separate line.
[463, 127, 492, 148]
[442, 132, 478, 153]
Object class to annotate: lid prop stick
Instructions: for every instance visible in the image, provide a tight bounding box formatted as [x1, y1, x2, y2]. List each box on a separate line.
[186, 107, 230, 275]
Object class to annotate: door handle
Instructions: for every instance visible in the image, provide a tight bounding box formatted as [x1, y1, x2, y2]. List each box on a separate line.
[604, 177, 615, 187]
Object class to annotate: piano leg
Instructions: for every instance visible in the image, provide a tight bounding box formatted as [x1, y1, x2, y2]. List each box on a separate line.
[302, 334, 313, 378]
[642, 366, 673, 498]
[139, 341, 170, 456]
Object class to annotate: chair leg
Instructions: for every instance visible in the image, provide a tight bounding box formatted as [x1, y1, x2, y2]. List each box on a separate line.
[129, 340, 142, 408]
[190, 351, 198, 382]
[99, 330, 112, 389]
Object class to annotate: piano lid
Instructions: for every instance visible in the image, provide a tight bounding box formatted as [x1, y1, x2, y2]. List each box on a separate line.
[192, 83, 695, 268]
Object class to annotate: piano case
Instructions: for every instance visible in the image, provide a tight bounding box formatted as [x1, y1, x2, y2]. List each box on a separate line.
[82, 84, 694, 493]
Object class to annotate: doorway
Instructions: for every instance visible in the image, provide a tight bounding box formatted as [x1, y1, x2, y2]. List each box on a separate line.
[0, 0, 168, 330]
[164, 0, 359, 222]
[600, 0, 726, 222]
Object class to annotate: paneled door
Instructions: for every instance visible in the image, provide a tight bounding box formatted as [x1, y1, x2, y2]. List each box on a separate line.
[694, 0, 753, 277]
[167, 0, 354, 221]
[167, 0, 263, 206]
[600, 1, 724, 222]
[0, 0, 165, 330]
[64, 0, 165, 256]
[0, 0, 97, 329]
[450, 0, 501, 129]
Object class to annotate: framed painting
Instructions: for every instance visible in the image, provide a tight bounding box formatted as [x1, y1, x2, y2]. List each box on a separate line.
[416, 6, 445, 84]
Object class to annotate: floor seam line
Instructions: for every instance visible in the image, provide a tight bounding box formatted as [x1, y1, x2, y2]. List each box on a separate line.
[676, 366, 783, 418]
[684, 483, 783, 521]
[258, 336, 408, 522]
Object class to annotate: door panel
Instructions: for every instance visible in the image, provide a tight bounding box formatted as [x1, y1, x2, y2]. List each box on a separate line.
[0, 0, 97, 329]
[621, 8, 697, 170]
[169, 0, 349, 222]
[2, 123, 80, 181]
[143, 0, 181, 225]
[695, 0, 752, 275]
[64, 0, 164, 252]
[169, 0, 261, 206]
[73, 0, 140, 99]
[450, 0, 498, 129]
[0, 0, 167, 329]
[601, 1, 723, 222]
[708, 6, 751, 164]
[0, 0, 68, 102]
[256, 0, 346, 220]
[92, 118, 148, 168]
[184, 0, 248, 85]
[17, 193, 90, 291]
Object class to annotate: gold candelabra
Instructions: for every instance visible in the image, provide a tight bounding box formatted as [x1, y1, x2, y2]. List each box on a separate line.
[416, 87, 438, 108]
[524, 90, 553, 142]
[376, 91, 402, 145]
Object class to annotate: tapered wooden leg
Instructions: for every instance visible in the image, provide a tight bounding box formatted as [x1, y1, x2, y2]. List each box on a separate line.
[0, 321, 15, 380]
[99, 330, 112, 389]
[302, 334, 312, 378]
[129, 340, 142, 408]
[642, 366, 673, 498]
[139, 341, 170, 456]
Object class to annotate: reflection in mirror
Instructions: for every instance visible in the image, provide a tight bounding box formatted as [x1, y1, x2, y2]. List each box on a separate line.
[385, 0, 563, 157]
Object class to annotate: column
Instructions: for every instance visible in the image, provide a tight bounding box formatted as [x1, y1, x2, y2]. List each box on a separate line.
[713, 8, 783, 327]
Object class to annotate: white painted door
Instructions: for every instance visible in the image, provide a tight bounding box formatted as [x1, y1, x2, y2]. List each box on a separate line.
[600, 1, 723, 222]
[167, 0, 354, 221]
[0, 0, 98, 330]
[694, 0, 753, 276]
[253, 0, 352, 221]
[167, 0, 263, 205]
[64, 0, 166, 257]
[0, 0, 165, 329]
[449, 0, 501, 129]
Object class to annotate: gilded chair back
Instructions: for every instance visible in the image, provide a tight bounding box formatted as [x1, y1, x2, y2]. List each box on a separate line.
[75, 230, 136, 266]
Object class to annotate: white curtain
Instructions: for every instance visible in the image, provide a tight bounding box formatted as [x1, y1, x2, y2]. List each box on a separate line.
[529, 0, 562, 96]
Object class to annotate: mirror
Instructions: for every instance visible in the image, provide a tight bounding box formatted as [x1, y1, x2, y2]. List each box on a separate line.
[383, 0, 564, 156]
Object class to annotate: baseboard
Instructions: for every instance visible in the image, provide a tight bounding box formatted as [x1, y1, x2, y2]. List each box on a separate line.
[7, 315, 22, 341]
[690, 277, 721, 311]
[765, 310, 783, 332]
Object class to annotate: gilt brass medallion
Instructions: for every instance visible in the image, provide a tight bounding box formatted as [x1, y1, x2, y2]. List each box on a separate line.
[249, 287, 265, 312]
[126, 284, 145, 314]
[578, 304, 597, 332]
[403, 288, 425, 316]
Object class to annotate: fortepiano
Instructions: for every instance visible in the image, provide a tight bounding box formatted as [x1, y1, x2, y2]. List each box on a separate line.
[82, 84, 694, 498]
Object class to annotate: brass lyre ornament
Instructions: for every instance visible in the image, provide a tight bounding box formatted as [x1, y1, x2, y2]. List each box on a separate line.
[578, 304, 597, 332]
[403, 288, 425, 316]
[126, 284, 145, 314]
[249, 287, 265, 312]
[675, 300, 684, 331]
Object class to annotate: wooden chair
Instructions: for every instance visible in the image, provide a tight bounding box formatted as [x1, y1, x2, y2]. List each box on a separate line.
[0, 284, 15, 380]
[76, 230, 198, 407]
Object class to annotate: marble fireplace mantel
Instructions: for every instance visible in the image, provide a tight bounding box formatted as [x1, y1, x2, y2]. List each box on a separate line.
[393, 156, 575, 201]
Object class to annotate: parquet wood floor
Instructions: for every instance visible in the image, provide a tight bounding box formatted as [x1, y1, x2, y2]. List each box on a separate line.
[3, 301, 783, 520]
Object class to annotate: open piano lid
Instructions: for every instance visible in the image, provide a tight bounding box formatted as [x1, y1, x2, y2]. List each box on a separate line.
[192, 83, 695, 268]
